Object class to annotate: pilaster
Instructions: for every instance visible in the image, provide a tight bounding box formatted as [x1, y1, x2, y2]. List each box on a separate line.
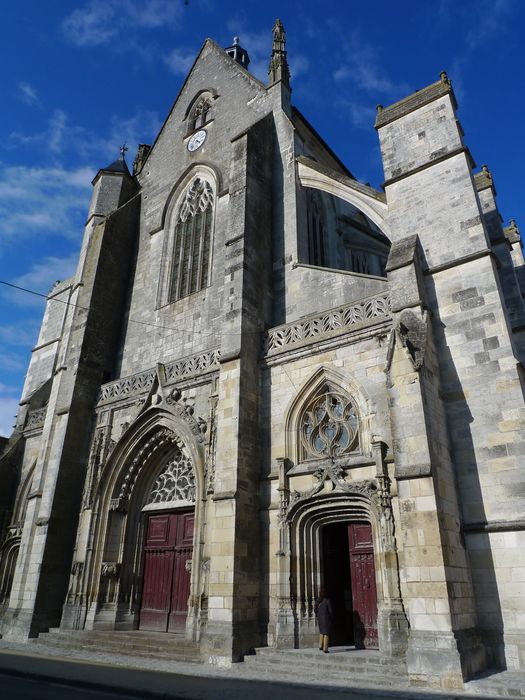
[200, 115, 273, 663]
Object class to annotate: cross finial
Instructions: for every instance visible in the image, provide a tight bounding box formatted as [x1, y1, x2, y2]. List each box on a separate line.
[120, 143, 128, 161]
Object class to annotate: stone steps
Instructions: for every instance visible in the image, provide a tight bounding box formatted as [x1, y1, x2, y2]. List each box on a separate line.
[242, 646, 410, 687]
[31, 629, 201, 662]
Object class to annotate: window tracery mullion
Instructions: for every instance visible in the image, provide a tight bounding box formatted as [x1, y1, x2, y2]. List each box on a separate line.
[177, 219, 190, 300]
[195, 207, 208, 291]
[186, 209, 198, 296]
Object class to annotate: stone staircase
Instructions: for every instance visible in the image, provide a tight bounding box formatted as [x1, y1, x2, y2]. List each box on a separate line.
[241, 646, 410, 688]
[30, 628, 201, 663]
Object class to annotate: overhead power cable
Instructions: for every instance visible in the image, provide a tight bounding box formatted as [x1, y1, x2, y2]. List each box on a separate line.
[0, 279, 264, 340]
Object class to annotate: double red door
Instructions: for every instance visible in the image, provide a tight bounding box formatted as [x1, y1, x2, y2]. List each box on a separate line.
[347, 522, 378, 649]
[139, 511, 194, 633]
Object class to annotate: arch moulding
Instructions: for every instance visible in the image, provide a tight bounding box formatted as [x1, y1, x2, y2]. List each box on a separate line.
[284, 365, 376, 463]
[297, 157, 392, 241]
[80, 377, 208, 638]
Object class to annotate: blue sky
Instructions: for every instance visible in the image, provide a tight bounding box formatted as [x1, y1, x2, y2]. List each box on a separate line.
[1, 0, 524, 435]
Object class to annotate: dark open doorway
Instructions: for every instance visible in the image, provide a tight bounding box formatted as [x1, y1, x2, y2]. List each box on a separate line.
[322, 523, 353, 646]
[321, 521, 378, 649]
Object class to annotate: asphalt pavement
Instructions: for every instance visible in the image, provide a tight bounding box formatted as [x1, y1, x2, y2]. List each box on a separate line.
[0, 648, 472, 700]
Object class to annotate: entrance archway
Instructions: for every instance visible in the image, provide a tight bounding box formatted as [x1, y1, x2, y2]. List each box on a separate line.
[322, 521, 378, 649]
[78, 398, 207, 636]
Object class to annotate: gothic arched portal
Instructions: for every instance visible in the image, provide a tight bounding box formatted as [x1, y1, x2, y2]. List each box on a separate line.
[63, 398, 207, 640]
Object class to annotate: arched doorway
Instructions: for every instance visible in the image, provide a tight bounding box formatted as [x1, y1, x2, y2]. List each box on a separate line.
[75, 398, 208, 637]
[139, 509, 194, 633]
[322, 521, 378, 649]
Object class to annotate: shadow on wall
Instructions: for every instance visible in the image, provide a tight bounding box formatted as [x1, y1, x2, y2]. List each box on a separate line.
[425, 274, 505, 671]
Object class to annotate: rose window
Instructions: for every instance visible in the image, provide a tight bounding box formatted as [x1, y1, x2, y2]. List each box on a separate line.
[299, 385, 359, 460]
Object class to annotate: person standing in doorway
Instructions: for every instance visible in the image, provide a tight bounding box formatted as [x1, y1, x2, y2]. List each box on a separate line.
[314, 587, 333, 653]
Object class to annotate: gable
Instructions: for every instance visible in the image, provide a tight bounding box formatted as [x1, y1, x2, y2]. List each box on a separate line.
[137, 39, 274, 235]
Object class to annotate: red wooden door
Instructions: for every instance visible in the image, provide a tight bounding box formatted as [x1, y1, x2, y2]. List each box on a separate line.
[347, 522, 378, 649]
[139, 511, 194, 633]
[168, 513, 194, 632]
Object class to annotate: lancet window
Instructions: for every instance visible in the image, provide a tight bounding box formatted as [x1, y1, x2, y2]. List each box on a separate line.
[299, 382, 359, 461]
[169, 178, 214, 302]
[189, 96, 212, 132]
[307, 189, 326, 267]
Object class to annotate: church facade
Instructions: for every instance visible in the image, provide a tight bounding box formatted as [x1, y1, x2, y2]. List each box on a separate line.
[1, 21, 525, 689]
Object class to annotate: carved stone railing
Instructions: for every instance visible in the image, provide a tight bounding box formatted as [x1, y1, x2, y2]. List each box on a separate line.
[96, 368, 156, 406]
[266, 292, 391, 356]
[25, 407, 47, 432]
[96, 348, 221, 407]
[165, 349, 220, 382]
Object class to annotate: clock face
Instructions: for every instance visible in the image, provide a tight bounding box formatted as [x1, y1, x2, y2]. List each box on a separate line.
[187, 129, 207, 152]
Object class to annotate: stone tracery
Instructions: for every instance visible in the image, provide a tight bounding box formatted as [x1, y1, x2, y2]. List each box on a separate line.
[147, 453, 196, 504]
[299, 384, 359, 460]
[170, 178, 214, 302]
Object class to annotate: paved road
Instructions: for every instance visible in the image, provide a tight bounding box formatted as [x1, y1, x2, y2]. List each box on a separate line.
[0, 669, 404, 700]
[0, 652, 467, 700]
[0, 673, 141, 700]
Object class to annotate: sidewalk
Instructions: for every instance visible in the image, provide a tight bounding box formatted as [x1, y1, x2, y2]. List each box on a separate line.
[0, 638, 523, 700]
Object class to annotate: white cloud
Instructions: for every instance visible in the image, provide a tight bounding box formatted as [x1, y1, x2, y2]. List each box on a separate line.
[9, 106, 161, 164]
[342, 100, 377, 130]
[0, 397, 20, 437]
[331, 28, 411, 100]
[62, 1, 117, 47]
[0, 353, 25, 373]
[18, 82, 40, 108]
[0, 162, 93, 242]
[466, 0, 513, 49]
[0, 321, 40, 346]
[4, 255, 79, 308]
[124, 0, 183, 28]
[164, 48, 195, 76]
[289, 54, 309, 81]
[49, 110, 68, 154]
[62, 0, 183, 47]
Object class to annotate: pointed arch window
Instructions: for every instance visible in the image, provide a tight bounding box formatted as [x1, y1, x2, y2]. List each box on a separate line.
[169, 178, 214, 302]
[299, 382, 359, 461]
[189, 96, 212, 132]
[306, 189, 326, 267]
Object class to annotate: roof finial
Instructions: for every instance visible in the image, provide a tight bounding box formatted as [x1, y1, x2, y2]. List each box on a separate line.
[224, 36, 250, 69]
[268, 19, 290, 89]
[120, 143, 128, 161]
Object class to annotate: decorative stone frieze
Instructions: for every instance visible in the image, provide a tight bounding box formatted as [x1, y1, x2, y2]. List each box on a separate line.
[165, 349, 221, 383]
[97, 368, 156, 406]
[24, 407, 47, 432]
[101, 562, 120, 578]
[266, 292, 391, 355]
[96, 349, 220, 407]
